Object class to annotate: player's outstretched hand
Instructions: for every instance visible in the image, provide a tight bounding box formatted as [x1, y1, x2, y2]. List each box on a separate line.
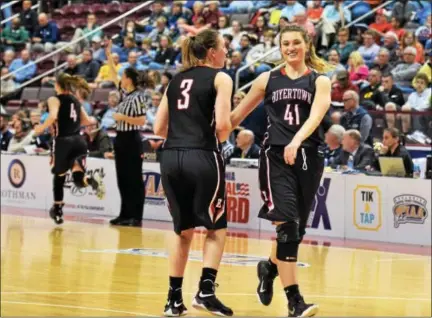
[284, 140, 301, 165]
[33, 124, 44, 136]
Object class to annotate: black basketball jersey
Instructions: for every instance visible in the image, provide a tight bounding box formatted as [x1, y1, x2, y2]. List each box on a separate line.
[55, 94, 81, 137]
[263, 68, 324, 148]
[163, 66, 220, 151]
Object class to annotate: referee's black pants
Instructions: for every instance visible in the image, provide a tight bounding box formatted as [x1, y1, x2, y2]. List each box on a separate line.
[114, 131, 145, 221]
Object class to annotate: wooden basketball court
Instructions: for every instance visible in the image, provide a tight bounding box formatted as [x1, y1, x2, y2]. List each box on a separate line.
[1, 210, 431, 317]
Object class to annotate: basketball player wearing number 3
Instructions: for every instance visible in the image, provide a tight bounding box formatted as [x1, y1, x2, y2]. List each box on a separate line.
[154, 29, 233, 317]
[231, 25, 333, 317]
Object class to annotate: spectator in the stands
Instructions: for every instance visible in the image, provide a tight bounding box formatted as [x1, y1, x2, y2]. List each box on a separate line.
[359, 69, 387, 110]
[333, 129, 375, 171]
[1, 67, 17, 98]
[369, 9, 392, 39]
[19, 0, 38, 37]
[230, 129, 260, 160]
[117, 20, 140, 45]
[358, 30, 381, 68]
[1, 17, 29, 51]
[191, 1, 205, 24]
[203, 0, 223, 29]
[100, 91, 120, 129]
[148, 16, 170, 45]
[331, 110, 342, 125]
[293, 7, 315, 38]
[329, 28, 356, 65]
[391, 1, 417, 25]
[391, 46, 421, 87]
[372, 127, 413, 176]
[371, 48, 392, 75]
[149, 35, 176, 69]
[381, 73, 405, 108]
[144, 91, 162, 131]
[1, 50, 15, 69]
[7, 115, 34, 153]
[246, 30, 280, 75]
[29, 109, 41, 127]
[168, 2, 186, 29]
[70, 13, 104, 54]
[318, 0, 351, 48]
[92, 53, 121, 88]
[324, 124, 345, 166]
[77, 49, 100, 83]
[280, 0, 304, 22]
[253, 15, 269, 43]
[31, 13, 62, 53]
[84, 116, 114, 159]
[118, 51, 147, 77]
[416, 15, 431, 46]
[224, 51, 253, 87]
[415, 50, 432, 84]
[0, 109, 13, 151]
[238, 34, 252, 60]
[382, 31, 400, 64]
[331, 70, 359, 102]
[340, 90, 373, 144]
[139, 38, 157, 65]
[148, 1, 168, 26]
[220, 20, 245, 50]
[403, 73, 431, 111]
[348, 51, 369, 86]
[156, 71, 172, 94]
[326, 49, 345, 81]
[118, 37, 139, 63]
[400, 31, 425, 64]
[306, 0, 324, 25]
[389, 16, 406, 40]
[91, 37, 105, 64]
[8, 49, 36, 84]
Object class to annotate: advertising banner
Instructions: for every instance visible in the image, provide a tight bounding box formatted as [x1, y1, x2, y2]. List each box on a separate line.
[385, 179, 431, 245]
[344, 175, 389, 242]
[0, 154, 49, 211]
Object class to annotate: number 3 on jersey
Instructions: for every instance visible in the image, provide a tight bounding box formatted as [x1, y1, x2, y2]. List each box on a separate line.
[284, 104, 300, 125]
[70, 104, 77, 122]
[177, 79, 193, 110]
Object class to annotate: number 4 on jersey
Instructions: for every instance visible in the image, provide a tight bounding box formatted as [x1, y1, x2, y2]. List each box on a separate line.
[70, 104, 77, 122]
[177, 79, 193, 110]
[284, 104, 299, 125]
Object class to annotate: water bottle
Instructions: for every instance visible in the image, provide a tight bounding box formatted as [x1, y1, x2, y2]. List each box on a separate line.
[413, 163, 421, 179]
[347, 155, 354, 171]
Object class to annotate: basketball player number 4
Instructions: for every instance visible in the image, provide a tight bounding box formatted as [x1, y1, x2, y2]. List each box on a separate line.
[70, 104, 77, 122]
[177, 79, 193, 109]
[284, 104, 299, 125]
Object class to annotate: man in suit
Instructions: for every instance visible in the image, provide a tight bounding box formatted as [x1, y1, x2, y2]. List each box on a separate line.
[333, 129, 375, 171]
[324, 124, 345, 166]
[230, 129, 260, 160]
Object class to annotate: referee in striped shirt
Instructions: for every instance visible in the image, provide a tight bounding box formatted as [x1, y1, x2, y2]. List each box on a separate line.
[105, 41, 153, 227]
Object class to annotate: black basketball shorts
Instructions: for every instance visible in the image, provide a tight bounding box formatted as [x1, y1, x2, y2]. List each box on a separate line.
[51, 135, 88, 175]
[258, 145, 324, 237]
[160, 149, 227, 235]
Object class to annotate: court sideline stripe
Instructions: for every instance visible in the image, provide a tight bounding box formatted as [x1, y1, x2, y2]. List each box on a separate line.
[1, 300, 155, 316]
[1, 292, 430, 302]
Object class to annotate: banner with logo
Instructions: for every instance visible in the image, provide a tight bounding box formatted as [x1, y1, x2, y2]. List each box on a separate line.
[259, 173, 346, 238]
[62, 158, 119, 217]
[385, 179, 431, 245]
[0, 155, 49, 210]
[344, 176, 389, 241]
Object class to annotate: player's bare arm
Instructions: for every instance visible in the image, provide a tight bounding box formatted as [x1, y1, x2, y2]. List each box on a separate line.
[214, 72, 233, 142]
[154, 90, 169, 138]
[34, 96, 60, 135]
[230, 71, 269, 129]
[80, 106, 91, 126]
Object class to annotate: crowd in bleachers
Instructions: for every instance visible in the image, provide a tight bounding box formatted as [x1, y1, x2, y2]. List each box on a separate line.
[0, 0, 431, 176]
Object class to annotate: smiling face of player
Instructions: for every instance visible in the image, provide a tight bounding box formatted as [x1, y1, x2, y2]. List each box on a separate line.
[279, 29, 309, 68]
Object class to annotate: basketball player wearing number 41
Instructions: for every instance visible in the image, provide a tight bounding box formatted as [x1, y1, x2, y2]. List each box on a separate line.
[231, 25, 333, 317]
[154, 29, 233, 317]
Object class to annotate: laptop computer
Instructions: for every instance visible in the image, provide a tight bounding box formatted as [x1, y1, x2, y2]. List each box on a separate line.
[378, 157, 406, 177]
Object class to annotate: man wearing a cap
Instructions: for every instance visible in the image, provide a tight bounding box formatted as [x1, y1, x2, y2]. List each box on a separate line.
[331, 70, 359, 103]
[0, 106, 13, 151]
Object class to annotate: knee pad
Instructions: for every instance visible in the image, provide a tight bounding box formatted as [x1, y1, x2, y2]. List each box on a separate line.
[72, 171, 86, 188]
[276, 222, 300, 262]
[53, 175, 66, 202]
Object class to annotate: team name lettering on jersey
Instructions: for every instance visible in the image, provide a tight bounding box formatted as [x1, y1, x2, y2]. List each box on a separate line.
[271, 88, 312, 104]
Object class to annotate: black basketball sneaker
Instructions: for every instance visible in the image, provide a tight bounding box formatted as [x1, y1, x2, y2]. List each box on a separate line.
[163, 287, 187, 317]
[49, 204, 64, 225]
[288, 294, 319, 317]
[192, 281, 233, 316]
[257, 260, 278, 306]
